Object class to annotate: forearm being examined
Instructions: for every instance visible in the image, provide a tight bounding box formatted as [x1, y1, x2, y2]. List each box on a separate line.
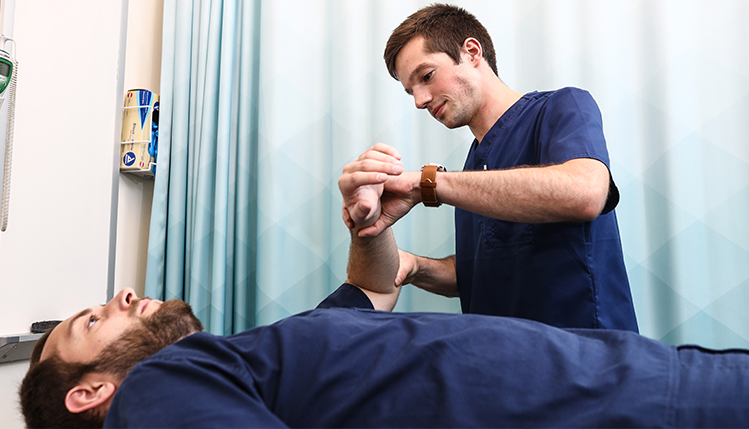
[346, 227, 401, 311]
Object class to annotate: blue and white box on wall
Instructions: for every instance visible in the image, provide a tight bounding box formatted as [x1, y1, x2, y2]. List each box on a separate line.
[120, 89, 159, 178]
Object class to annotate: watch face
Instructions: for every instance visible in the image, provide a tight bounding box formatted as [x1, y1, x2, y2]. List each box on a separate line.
[422, 163, 447, 172]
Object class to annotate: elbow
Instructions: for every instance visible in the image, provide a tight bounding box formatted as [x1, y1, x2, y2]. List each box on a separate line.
[558, 157, 613, 222]
[576, 201, 603, 222]
[572, 185, 609, 222]
[571, 183, 609, 222]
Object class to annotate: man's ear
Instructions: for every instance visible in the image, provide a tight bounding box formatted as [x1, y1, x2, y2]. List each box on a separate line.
[65, 372, 118, 414]
[462, 38, 482, 65]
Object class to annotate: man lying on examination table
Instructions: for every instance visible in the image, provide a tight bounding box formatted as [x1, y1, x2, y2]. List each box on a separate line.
[19, 167, 749, 428]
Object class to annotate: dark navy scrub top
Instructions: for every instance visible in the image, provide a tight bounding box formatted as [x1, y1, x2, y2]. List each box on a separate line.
[105, 284, 679, 428]
[455, 87, 638, 331]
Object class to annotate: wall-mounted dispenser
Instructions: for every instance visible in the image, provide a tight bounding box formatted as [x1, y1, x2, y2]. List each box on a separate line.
[0, 33, 17, 232]
[120, 88, 158, 178]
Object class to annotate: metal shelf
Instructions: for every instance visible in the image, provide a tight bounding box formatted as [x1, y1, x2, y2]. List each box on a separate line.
[0, 333, 43, 364]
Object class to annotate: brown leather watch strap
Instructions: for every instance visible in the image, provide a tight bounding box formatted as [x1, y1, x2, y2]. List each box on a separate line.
[420, 164, 446, 207]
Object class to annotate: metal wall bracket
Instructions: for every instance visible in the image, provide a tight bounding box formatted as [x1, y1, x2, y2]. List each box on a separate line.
[0, 333, 42, 364]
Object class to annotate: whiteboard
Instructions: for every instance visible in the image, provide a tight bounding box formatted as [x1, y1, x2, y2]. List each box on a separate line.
[0, 1, 127, 427]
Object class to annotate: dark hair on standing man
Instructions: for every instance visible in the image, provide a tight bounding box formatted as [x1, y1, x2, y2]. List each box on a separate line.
[384, 3, 498, 80]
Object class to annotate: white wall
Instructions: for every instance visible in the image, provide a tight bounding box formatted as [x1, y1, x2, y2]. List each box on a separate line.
[115, 0, 163, 298]
[0, 1, 162, 426]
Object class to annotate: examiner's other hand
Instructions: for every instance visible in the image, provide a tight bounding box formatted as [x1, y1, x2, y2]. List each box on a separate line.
[339, 143, 403, 231]
[395, 248, 418, 287]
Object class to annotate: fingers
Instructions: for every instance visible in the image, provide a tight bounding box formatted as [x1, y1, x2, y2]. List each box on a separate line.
[363, 143, 402, 162]
[338, 171, 387, 195]
[356, 223, 385, 238]
[341, 205, 354, 229]
[343, 144, 404, 177]
[339, 144, 404, 194]
[341, 159, 403, 179]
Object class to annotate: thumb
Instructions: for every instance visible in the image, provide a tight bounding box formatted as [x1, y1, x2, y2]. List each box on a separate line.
[356, 222, 387, 238]
[395, 250, 415, 286]
[394, 265, 408, 287]
[349, 201, 375, 225]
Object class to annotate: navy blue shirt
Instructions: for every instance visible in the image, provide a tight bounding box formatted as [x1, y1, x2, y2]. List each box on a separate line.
[455, 87, 638, 331]
[104, 284, 679, 428]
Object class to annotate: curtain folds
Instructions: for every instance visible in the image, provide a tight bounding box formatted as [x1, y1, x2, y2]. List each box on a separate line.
[146, 0, 261, 335]
[146, 0, 749, 349]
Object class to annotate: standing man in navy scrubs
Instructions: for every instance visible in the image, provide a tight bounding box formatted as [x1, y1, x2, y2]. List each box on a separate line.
[344, 4, 637, 331]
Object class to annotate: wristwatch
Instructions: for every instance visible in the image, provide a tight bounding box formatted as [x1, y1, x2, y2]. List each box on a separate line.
[420, 163, 447, 207]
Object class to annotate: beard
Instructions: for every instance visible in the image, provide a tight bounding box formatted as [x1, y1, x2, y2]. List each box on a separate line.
[91, 299, 203, 380]
[437, 74, 480, 129]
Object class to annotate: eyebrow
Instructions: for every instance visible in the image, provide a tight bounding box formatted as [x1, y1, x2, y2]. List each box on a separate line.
[67, 308, 93, 338]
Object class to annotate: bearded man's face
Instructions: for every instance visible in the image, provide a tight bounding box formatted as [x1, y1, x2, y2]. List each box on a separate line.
[91, 299, 203, 378]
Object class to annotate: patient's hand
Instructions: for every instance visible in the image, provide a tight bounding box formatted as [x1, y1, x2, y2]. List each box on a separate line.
[341, 183, 382, 229]
[339, 143, 403, 232]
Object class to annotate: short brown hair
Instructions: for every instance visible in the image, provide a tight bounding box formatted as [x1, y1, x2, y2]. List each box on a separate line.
[384, 3, 498, 80]
[19, 330, 105, 428]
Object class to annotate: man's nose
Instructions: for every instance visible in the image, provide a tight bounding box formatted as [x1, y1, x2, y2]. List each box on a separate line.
[414, 87, 432, 110]
[108, 287, 138, 313]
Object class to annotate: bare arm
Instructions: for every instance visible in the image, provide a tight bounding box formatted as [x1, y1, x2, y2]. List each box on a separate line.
[355, 156, 611, 238]
[438, 158, 611, 223]
[339, 145, 404, 311]
[347, 226, 401, 311]
[397, 250, 458, 297]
